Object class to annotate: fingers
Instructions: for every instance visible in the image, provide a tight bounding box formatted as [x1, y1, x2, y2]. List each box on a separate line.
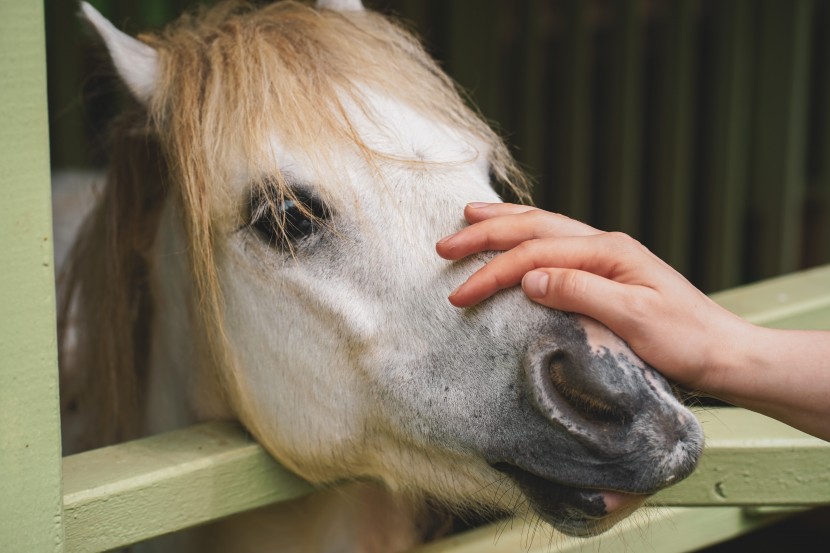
[463, 203, 599, 234]
[447, 232, 663, 308]
[448, 235, 603, 307]
[437, 204, 600, 261]
[462, 202, 537, 223]
[521, 269, 643, 333]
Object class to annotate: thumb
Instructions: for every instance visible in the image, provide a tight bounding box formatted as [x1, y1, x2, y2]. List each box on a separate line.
[522, 269, 633, 331]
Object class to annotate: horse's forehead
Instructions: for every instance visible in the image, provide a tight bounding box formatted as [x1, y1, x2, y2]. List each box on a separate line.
[347, 88, 487, 164]
[255, 88, 490, 196]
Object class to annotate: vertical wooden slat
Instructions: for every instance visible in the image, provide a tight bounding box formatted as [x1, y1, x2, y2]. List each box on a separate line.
[649, 0, 696, 276]
[597, 0, 644, 236]
[805, 1, 830, 269]
[517, 0, 548, 205]
[696, 0, 753, 292]
[548, 0, 593, 220]
[748, 0, 814, 281]
[45, 0, 90, 169]
[134, 0, 178, 29]
[491, 4, 524, 163]
[395, 0, 434, 35]
[445, 0, 524, 203]
[446, 0, 502, 124]
[0, 1, 64, 552]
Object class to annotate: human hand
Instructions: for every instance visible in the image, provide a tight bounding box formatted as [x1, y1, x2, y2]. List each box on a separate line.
[435, 203, 751, 392]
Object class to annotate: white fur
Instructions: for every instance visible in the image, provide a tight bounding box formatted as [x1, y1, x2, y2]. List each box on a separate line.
[214, 91, 501, 484]
[317, 0, 364, 12]
[65, 7, 703, 551]
[80, 2, 158, 104]
[131, 82, 506, 552]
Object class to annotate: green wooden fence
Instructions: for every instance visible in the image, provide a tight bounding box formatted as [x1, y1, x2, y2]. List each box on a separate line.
[0, 0, 63, 551]
[57, 405, 829, 552]
[4, 1, 830, 552]
[52, 266, 830, 552]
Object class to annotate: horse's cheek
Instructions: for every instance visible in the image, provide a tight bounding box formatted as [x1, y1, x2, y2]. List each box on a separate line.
[214, 264, 375, 479]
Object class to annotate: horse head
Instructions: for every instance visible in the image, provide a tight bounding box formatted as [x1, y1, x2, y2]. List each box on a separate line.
[76, 0, 703, 538]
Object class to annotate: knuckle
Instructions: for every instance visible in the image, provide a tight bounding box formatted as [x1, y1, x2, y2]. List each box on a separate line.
[518, 240, 548, 269]
[552, 270, 585, 301]
[527, 208, 569, 227]
[525, 209, 548, 224]
[486, 265, 511, 289]
[513, 238, 539, 258]
[476, 256, 515, 291]
[481, 231, 500, 251]
[604, 231, 643, 252]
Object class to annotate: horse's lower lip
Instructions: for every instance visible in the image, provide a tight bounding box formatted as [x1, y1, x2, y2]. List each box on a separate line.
[600, 489, 644, 514]
[491, 463, 646, 534]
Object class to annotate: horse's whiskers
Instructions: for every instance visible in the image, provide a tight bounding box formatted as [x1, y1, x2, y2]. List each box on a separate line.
[61, 1, 704, 550]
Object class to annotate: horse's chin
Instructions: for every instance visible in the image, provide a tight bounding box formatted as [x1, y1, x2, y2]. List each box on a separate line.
[492, 463, 646, 537]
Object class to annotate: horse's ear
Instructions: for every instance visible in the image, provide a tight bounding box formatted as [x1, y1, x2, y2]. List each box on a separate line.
[316, 0, 364, 11]
[80, 2, 158, 105]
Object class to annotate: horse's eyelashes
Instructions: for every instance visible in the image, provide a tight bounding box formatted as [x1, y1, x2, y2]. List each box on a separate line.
[250, 191, 329, 249]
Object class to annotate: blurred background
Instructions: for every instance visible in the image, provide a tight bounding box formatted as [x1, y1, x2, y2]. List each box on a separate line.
[46, 0, 830, 295]
[44, 1, 829, 551]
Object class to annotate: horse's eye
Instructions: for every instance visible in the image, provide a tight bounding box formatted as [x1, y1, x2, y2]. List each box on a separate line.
[250, 191, 329, 247]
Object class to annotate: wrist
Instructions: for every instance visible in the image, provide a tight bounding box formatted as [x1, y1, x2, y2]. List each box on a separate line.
[695, 316, 762, 401]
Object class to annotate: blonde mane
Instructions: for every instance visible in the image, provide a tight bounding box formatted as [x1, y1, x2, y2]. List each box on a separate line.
[61, 0, 529, 449]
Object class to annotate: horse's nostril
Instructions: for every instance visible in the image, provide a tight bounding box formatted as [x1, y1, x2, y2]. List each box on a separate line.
[547, 351, 625, 425]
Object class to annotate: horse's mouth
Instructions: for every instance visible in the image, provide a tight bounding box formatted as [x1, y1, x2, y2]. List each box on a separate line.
[491, 463, 647, 536]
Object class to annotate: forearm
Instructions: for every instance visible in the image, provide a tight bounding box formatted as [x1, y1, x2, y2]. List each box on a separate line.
[705, 324, 830, 441]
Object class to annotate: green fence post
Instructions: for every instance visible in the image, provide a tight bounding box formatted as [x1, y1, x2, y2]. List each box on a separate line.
[0, 1, 64, 552]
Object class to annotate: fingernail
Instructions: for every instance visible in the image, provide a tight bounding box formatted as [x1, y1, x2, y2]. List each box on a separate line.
[449, 284, 462, 298]
[436, 233, 454, 246]
[467, 202, 491, 209]
[523, 271, 549, 298]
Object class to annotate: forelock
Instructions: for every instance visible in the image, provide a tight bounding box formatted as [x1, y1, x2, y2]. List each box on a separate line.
[141, 0, 526, 195]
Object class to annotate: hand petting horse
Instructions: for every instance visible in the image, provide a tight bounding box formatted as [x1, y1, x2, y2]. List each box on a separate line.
[59, 1, 703, 550]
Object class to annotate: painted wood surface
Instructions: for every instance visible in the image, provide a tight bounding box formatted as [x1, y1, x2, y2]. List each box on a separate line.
[0, 1, 64, 552]
[653, 409, 829, 506]
[710, 264, 830, 327]
[61, 408, 829, 552]
[63, 423, 312, 553]
[58, 263, 830, 551]
[5, 2, 826, 551]
[411, 505, 797, 553]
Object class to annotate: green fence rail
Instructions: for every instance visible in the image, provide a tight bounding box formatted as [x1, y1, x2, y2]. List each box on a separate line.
[55, 266, 830, 552]
[5, 1, 830, 552]
[60, 406, 830, 552]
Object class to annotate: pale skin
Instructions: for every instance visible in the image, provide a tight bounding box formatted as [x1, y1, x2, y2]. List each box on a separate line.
[436, 202, 830, 442]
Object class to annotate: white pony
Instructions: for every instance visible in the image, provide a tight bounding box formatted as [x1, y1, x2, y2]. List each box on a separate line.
[59, 1, 704, 551]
